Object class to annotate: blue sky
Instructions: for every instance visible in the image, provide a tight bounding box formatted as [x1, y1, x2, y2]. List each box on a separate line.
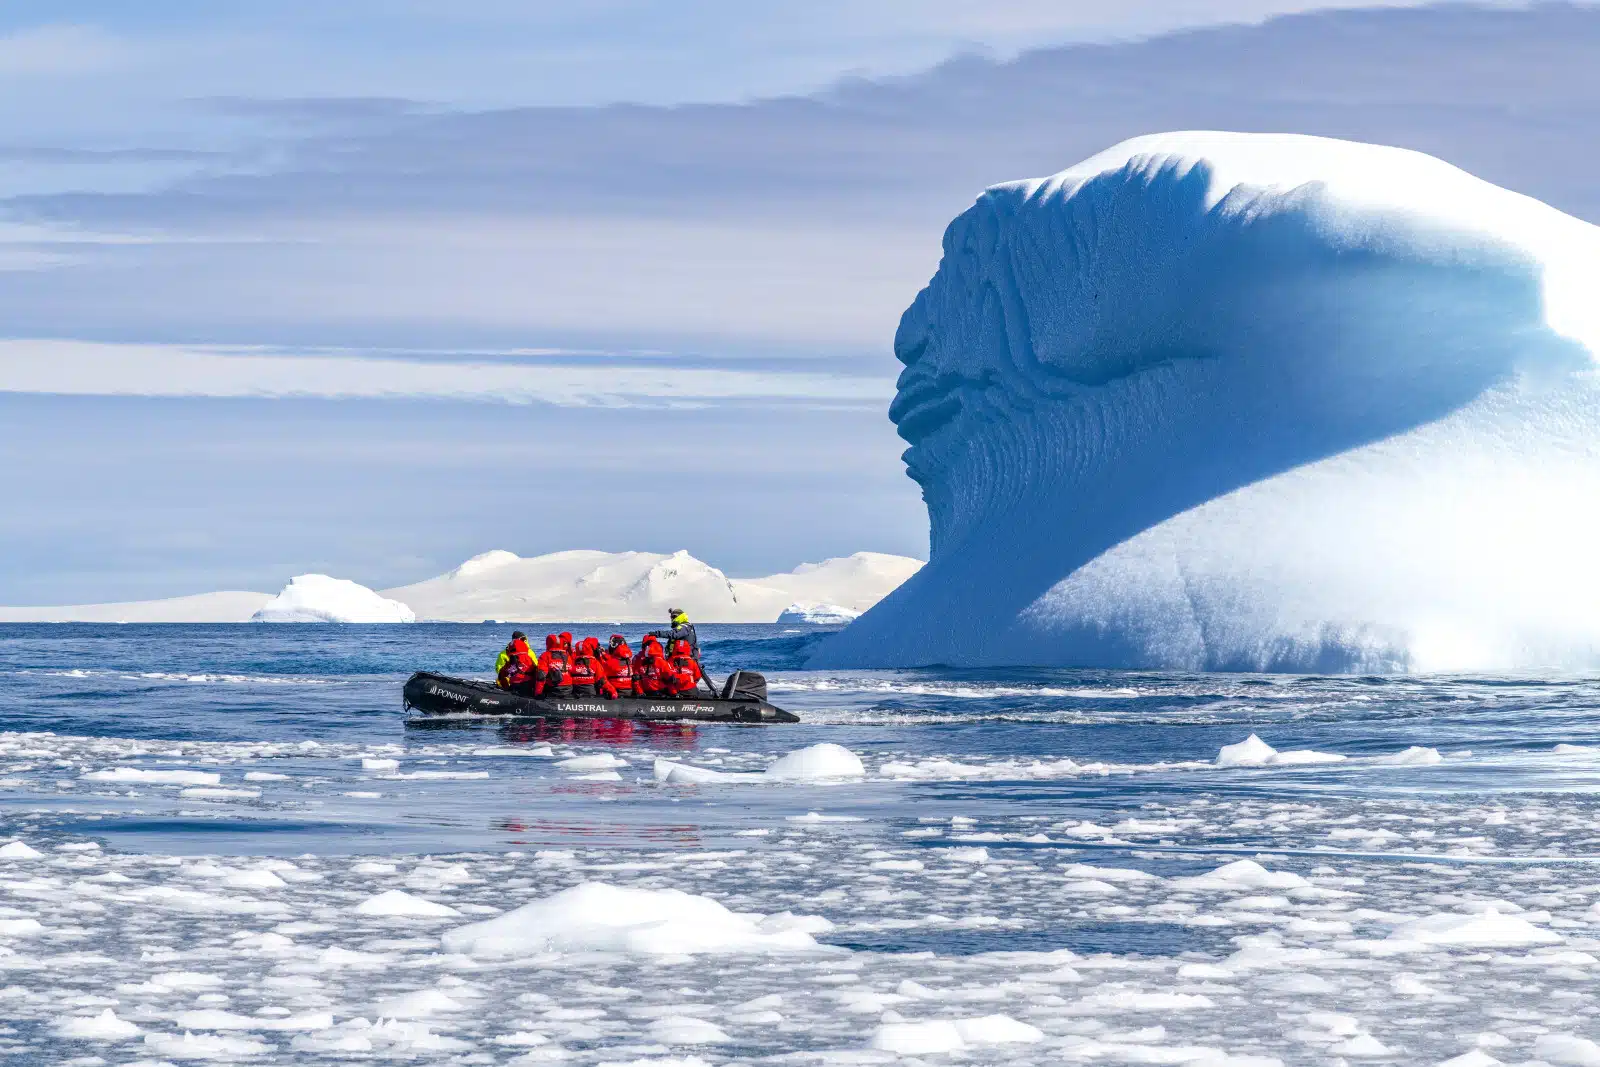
[0, 1, 1591, 602]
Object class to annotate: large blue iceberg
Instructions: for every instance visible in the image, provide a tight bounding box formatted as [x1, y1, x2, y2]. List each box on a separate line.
[815, 132, 1600, 672]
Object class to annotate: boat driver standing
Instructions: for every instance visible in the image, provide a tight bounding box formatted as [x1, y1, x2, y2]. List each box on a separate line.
[647, 608, 699, 661]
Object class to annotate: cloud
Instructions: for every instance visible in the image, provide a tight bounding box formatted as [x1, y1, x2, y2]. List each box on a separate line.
[3, 5, 1599, 356]
[0, 339, 893, 406]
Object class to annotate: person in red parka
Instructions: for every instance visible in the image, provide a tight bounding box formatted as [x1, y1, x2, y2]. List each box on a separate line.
[662, 639, 704, 697]
[601, 634, 635, 697]
[569, 637, 617, 699]
[633, 637, 667, 696]
[535, 633, 572, 698]
[496, 631, 535, 692]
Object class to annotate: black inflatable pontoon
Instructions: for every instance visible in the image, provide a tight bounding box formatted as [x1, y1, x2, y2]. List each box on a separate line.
[402, 670, 798, 724]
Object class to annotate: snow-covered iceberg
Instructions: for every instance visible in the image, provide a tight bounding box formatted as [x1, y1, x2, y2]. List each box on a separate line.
[251, 575, 415, 623]
[814, 132, 1600, 672]
[776, 602, 862, 626]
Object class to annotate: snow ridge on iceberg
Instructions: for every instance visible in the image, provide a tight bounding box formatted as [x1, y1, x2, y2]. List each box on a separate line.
[816, 132, 1600, 672]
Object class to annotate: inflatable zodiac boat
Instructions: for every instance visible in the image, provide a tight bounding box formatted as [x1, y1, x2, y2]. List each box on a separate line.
[402, 670, 798, 724]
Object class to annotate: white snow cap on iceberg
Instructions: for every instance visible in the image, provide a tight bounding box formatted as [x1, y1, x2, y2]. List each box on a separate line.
[815, 131, 1600, 674]
[251, 574, 415, 623]
[440, 882, 826, 957]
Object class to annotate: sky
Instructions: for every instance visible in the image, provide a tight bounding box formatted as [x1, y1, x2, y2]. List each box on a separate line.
[1, 0, 1593, 603]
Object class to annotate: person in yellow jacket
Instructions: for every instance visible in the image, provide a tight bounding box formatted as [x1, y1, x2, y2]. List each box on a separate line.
[495, 631, 534, 690]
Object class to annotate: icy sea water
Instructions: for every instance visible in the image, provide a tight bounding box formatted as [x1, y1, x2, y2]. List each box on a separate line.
[4, 624, 1600, 1065]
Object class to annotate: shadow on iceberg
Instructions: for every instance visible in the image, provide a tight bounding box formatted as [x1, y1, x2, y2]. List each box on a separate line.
[814, 133, 1600, 671]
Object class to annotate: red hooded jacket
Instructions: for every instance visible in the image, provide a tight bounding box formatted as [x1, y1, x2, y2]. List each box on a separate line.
[664, 639, 703, 696]
[497, 636, 534, 689]
[569, 638, 617, 698]
[536, 633, 571, 693]
[601, 635, 634, 694]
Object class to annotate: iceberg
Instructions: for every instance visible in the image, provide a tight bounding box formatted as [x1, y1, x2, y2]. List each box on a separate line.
[814, 132, 1600, 672]
[775, 602, 862, 625]
[251, 575, 415, 623]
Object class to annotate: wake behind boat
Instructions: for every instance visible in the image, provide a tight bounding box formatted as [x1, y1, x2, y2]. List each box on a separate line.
[403, 670, 797, 724]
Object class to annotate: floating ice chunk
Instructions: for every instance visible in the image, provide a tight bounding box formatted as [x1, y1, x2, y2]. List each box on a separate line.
[181, 786, 262, 799]
[1175, 860, 1309, 891]
[171, 1010, 333, 1031]
[1069, 991, 1215, 1013]
[941, 847, 990, 864]
[152, 971, 224, 990]
[556, 754, 629, 771]
[251, 574, 415, 623]
[224, 868, 284, 892]
[440, 882, 825, 957]
[655, 743, 865, 784]
[785, 812, 865, 824]
[53, 1008, 140, 1040]
[1390, 908, 1561, 947]
[371, 989, 467, 1018]
[871, 1015, 1043, 1054]
[81, 767, 221, 786]
[1437, 1052, 1503, 1067]
[1330, 1034, 1391, 1057]
[492, 1031, 552, 1047]
[1554, 743, 1599, 754]
[361, 758, 400, 772]
[243, 771, 290, 781]
[0, 918, 43, 936]
[355, 890, 460, 918]
[383, 770, 489, 780]
[143, 1030, 273, 1058]
[872, 1019, 965, 1055]
[650, 1016, 730, 1044]
[570, 770, 624, 781]
[1534, 1035, 1600, 1065]
[1215, 735, 1344, 768]
[767, 743, 866, 780]
[654, 759, 738, 784]
[0, 840, 42, 859]
[1374, 746, 1445, 766]
[1216, 736, 1277, 767]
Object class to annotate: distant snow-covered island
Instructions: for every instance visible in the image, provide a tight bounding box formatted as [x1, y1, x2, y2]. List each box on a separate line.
[0, 550, 922, 624]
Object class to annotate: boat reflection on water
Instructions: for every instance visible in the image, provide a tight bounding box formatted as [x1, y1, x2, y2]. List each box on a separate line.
[498, 717, 698, 747]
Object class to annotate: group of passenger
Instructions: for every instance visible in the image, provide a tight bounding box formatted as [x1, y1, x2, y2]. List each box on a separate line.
[493, 609, 705, 700]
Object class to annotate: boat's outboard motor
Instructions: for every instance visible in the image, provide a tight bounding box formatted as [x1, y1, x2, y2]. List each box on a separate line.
[721, 671, 768, 703]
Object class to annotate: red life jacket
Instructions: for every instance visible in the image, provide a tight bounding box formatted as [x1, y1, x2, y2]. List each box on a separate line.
[569, 652, 601, 687]
[605, 652, 634, 690]
[540, 647, 571, 681]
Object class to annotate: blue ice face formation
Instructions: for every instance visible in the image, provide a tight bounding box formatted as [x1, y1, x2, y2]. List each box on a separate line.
[815, 132, 1600, 672]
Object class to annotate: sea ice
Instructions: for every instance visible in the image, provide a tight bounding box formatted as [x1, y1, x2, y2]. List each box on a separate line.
[80, 767, 221, 786]
[53, 1008, 141, 1040]
[765, 742, 866, 780]
[354, 890, 460, 917]
[1216, 735, 1344, 768]
[1388, 908, 1561, 947]
[440, 882, 827, 957]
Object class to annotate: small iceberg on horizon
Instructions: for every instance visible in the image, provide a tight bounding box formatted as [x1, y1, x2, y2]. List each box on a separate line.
[776, 602, 862, 626]
[250, 575, 415, 623]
